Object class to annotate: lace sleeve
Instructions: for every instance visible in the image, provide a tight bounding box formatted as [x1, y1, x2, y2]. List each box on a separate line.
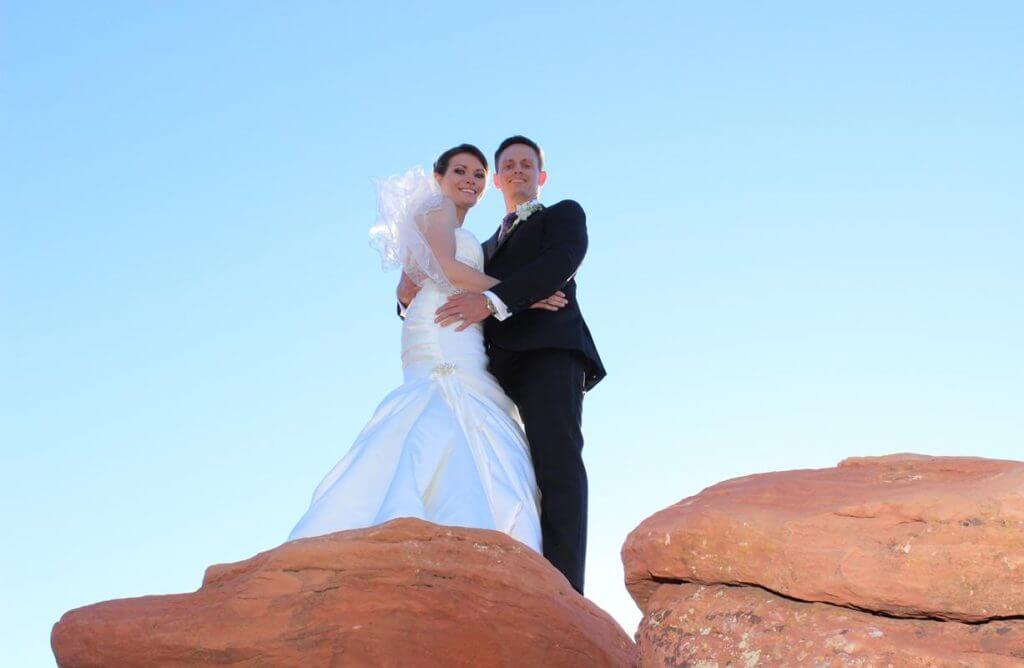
[368, 166, 457, 294]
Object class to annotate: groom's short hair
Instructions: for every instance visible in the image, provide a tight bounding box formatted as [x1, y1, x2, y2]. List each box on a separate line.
[495, 135, 545, 171]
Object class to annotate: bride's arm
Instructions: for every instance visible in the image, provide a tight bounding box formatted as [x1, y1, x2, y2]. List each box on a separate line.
[420, 199, 498, 292]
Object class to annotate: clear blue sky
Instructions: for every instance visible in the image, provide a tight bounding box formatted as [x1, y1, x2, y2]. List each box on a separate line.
[3, 2, 1022, 665]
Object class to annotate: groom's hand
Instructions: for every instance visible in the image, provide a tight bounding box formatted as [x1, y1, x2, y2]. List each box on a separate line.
[397, 272, 420, 307]
[436, 292, 490, 331]
[530, 290, 568, 312]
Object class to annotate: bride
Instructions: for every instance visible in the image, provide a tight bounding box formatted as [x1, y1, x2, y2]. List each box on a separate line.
[289, 144, 557, 552]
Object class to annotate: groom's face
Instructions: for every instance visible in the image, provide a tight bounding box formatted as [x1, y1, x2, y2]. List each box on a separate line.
[494, 143, 547, 204]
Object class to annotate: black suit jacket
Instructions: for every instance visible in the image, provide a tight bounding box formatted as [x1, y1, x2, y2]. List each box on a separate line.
[483, 200, 606, 391]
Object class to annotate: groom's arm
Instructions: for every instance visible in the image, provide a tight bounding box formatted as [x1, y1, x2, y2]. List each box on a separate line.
[488, 200, 588, 316]
[396, 272, 420, 319]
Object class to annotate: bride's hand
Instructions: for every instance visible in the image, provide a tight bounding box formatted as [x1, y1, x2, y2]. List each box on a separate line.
[530, 291, 568, 312]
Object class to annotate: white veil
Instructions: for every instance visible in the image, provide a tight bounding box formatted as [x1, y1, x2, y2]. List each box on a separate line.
[368, 166, 456, 294]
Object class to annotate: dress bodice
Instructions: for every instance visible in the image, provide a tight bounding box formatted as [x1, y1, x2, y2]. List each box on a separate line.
[453, 227, 484, 272]
[400, 227, 488, 378]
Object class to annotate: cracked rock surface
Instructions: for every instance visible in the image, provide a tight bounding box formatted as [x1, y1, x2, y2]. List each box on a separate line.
[52, 518, 635, 667]
[622, 454, 1024, 666]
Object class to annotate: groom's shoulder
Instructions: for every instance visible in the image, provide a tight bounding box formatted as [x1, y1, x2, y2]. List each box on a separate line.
[544, 199, 585, 221]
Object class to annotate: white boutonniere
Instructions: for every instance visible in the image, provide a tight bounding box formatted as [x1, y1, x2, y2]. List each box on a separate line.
[513, 199, 544, 226]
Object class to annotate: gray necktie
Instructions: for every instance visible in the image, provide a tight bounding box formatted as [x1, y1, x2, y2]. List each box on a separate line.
[497, 212, 517, 246]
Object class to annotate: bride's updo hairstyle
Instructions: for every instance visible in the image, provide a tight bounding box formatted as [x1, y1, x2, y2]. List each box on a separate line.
[433, 143, 489, 175]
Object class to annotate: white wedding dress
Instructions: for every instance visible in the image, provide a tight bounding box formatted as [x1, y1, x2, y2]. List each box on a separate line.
[289, 225, 543, 552]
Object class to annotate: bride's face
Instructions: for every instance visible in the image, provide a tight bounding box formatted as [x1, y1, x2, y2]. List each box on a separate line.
[436, 153, 487, 209]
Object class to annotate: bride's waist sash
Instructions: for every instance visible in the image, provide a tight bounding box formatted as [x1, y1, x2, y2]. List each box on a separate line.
[402, 354, 487, 379]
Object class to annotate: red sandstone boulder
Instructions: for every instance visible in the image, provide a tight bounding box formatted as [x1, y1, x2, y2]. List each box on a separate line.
[623, 454, 1024, 665]
[624, 454, 1024, 621]
[53, 518, 636, 667]
[637, 583, 1024, 667]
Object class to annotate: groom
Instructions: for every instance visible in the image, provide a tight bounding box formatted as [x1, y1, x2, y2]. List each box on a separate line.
[413, 136, 605, 594]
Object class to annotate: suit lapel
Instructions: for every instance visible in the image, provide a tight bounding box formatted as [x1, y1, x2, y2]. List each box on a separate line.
[483, 228, 500, 264]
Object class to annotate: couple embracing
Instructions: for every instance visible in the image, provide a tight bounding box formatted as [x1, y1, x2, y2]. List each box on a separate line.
[289, 136, 604, 594]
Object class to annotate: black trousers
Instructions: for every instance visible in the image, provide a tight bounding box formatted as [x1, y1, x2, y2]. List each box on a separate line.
[487, 346, 588, 594]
